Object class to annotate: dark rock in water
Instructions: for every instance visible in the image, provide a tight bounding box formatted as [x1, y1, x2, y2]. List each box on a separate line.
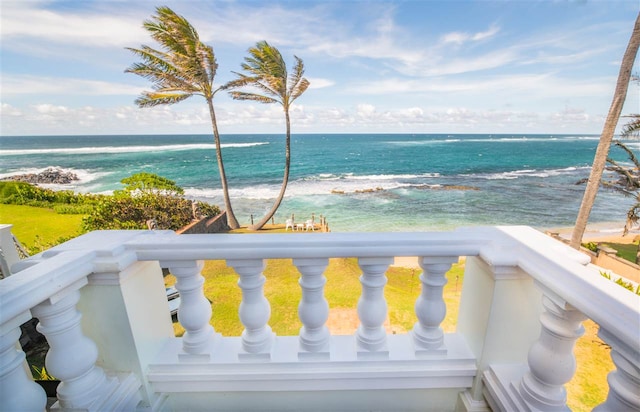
[3, 167, 79, 184]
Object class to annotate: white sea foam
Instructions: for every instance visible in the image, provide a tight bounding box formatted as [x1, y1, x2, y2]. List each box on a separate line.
[386, 136, 599, 146]
[0, 142, 269, 156]
[463, 166, 590, 180]
[185, 172, 438, 200]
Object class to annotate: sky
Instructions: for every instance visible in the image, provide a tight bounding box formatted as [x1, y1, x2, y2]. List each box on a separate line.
[1, 0, 639, 136]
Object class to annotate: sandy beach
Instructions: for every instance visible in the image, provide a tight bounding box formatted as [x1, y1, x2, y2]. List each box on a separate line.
[391, 222, 639, 269]
[546, 221, 640, 244]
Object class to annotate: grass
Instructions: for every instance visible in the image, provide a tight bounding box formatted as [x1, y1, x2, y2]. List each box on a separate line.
[0, 204, 86, 254]
[166, 258, 464, 338]
[5, 205, 613, 409]
[602, 241, 639, 263]
[166, 257, 610, 411]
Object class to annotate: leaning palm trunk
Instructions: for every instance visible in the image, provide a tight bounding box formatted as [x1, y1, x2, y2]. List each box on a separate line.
[225, 41, 309, 231]
[570, 12, 640, 249]
[249, 112, 291, 230]
[125, 7, 240, 230]
[207, 99, 240, 229]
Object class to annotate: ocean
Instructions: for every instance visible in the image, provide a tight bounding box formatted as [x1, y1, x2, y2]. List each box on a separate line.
[1, 133, 636, 232]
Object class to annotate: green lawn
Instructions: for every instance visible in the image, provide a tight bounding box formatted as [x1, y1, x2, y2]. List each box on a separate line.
[0, 204, 86, 254]
[602, 241, 639, 263]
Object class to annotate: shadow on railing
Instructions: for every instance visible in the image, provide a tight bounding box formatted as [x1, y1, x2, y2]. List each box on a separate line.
[0, 226, 638, 411]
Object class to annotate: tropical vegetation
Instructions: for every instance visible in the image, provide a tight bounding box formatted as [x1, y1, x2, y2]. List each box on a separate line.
[225, 41, 310, 230]
[84, 173, 219, 231]
[125, 6, 240, 229]
[0, 173, 219, 239]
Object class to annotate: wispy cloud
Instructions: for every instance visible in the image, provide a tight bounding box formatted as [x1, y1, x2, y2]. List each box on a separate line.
[1, 1, 147, 48]
[1, 75, 142, 96]
[441, 24, 500, 45]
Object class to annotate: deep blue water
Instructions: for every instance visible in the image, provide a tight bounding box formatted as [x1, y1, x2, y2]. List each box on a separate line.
[1, 133, 636, 232]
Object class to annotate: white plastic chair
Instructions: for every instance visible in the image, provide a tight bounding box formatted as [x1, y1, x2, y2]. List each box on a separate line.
[305, 220, 315, 231]
[285, 219, 294, 231]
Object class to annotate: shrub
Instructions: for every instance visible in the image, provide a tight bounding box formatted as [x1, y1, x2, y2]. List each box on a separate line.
[0, 181, 100, 207]
[53, 204, 95, 215]
[83, 191, 220, 231]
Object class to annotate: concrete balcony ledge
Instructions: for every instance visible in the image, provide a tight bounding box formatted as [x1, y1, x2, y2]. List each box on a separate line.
[0, 226, 638, 411]
[147, 333, 476, 392]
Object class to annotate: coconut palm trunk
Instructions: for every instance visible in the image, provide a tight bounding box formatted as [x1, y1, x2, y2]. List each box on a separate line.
[570, 12, 640, 249]
[225, 41, 309, 231]
[250, 111, 292, 230]
[125, 6, 240, 229]
[207, 98, 239, 229]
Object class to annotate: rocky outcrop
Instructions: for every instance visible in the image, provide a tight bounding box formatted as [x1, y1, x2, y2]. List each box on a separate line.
[3, 168, 79, 184]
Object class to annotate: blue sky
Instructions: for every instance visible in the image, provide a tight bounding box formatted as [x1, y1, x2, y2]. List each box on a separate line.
[1, 0, 638, 136]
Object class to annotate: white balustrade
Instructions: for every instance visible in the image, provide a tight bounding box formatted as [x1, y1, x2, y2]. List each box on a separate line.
[31, 288, 117, 410]
[411, 256, 458, 355]
[1, 227, 638, 411]
[294, 258, 330, 359]
[518, 292, 587, 410]
[227, 258, 274, 359]
[594, 328, 640, 411]
[164, 260, 219, 358]
[356, 257, 392, 358]
[0, 312, 46, 411]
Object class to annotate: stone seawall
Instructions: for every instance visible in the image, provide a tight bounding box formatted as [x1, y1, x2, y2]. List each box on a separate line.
[176, 211, 231, 234]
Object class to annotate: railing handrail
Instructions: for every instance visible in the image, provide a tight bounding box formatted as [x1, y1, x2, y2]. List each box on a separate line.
[0, 249, 95, 325]
[1, 226, 638, 355]
[498, 226, 640, 353]
[127, 227, 495, 260]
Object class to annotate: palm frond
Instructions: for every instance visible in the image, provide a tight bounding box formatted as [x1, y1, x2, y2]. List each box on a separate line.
[134, 92, 193, 107]
[623, 200, 640, 236]
[290, 78, 310, 102]
[228, 92, 278, 104]
[614, 140, 640, 167]
[621, 115, 640, 138]
[226, 40, 308, 110]
[288, 56, 309, 102]
[126, 6, 219, 107]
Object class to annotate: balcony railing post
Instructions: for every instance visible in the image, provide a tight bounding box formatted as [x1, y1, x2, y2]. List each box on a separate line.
[227, 259, 274, 359]
[166, 260, 219, 357]
[594, 328, 640, 411]
[518, 292, 587, 411]
[294, 258, 330, 359]
[0, 312, 47, 411]
[31, 287, 118, 410]
[356, 257, 393, 358]
[411, 256, 458, 354]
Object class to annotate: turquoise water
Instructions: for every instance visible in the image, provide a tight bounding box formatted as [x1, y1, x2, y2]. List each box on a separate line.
[1, 133, 635, 232]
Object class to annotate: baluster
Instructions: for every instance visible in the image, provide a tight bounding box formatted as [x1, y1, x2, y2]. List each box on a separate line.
[31, 289, 117, 410]
[227, 259, 274, 359]
[0, 313, 47, 411]
[411, 256, 457, 355]
[294, 258, 330, 359]
[356, 257, 392, 358]
[518, 293, 586, 411]
[594, 328, 640, 411]
[166, 260, 219, 358]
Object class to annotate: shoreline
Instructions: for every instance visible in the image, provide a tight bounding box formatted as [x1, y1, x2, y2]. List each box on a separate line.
[392, 221, 639, 269]
[544, 221, 640, 244]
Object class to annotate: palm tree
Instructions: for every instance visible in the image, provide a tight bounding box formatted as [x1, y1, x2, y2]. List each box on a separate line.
[605, 141, 639, 233]
[570, 12, 640, 249]
[224, 41, 310, 230]
[609, 115, 640, 264]
[124, 6, 240, 229]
